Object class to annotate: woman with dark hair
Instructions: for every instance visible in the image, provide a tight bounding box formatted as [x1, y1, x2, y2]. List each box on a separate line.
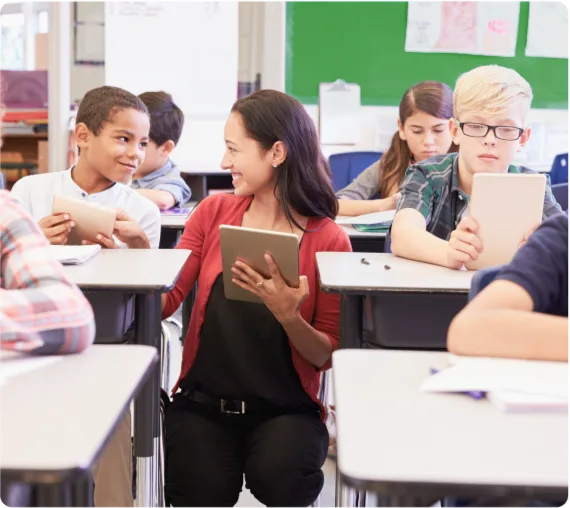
[337, 81, 456, 216]
[162, 90, 351, 507]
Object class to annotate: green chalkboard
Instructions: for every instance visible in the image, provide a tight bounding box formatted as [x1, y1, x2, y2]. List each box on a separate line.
[285, 2, 568, 109]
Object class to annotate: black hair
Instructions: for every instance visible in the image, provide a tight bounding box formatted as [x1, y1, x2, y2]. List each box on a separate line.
[231, 90, 338, 230]
[138, 91, 184, 146]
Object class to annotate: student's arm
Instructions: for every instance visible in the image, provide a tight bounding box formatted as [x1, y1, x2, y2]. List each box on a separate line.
[161, 199, 208, 318]
[448, 215, 569, 361]
[136, 189, 176, 210]
[337, 194, 399, 216]
[336, 160, 394, 216]
[0, 192, 95, 354]
[448, 280, 567, 361]
[390, 168, 482, 269]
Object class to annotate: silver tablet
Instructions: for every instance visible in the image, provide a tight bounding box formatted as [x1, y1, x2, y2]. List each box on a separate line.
[219, 224, 300, 304]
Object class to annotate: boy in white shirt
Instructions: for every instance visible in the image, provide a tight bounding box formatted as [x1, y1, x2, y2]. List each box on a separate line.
[11, 85, 161, 249]
[11, 85, 162, 507]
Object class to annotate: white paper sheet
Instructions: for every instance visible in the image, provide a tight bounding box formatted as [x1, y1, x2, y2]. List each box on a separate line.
[405, 2, 520, 57]
[319, 81, 361, 145]
[49, 245, 101, 265]
[335, 210, 395, 225]
[421, 356, 568, 399]
[525, 2, 568, 58]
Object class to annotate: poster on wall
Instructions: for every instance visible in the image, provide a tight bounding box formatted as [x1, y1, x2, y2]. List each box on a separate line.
[405, 2, 520, 57]
[525, 2, 568, 58]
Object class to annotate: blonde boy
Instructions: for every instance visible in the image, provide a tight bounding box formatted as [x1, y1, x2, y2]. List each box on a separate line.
[391, 65, 561, 269]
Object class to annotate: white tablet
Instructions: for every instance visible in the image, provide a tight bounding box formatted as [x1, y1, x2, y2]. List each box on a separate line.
[219, 225, 300, 304]
[52, 194, 116, 245]
[466, 173, 546, 270]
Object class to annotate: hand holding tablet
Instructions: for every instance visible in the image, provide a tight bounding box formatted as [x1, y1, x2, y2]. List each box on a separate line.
[52, 194, 116, 246]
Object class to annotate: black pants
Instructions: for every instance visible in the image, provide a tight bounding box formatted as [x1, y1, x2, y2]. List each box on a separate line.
[165, 394, 328, 507]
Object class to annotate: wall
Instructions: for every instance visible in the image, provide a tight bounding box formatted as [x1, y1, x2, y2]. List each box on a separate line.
[70, 1, 260, 103]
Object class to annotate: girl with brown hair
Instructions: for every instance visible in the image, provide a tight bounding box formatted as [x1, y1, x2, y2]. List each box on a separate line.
[337, 81, 456, 216]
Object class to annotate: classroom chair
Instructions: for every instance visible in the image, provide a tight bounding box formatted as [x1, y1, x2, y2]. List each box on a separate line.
[549, 153, 568, 185]
[551, 183, 568, 211]
[329, 151, 383, 193]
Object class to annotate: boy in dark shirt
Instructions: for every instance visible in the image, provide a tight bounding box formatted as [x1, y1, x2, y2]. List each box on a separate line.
[448, 213, 568, 361]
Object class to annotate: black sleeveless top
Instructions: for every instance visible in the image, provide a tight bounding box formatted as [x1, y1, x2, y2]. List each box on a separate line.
[180, 275, 318, 413]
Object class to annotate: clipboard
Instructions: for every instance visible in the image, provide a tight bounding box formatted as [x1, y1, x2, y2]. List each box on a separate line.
[318, 79, 361, 145]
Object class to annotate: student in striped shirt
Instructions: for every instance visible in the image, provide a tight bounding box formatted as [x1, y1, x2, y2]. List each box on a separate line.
[0, 189, 95, 508]
[0, 190, 95, 353]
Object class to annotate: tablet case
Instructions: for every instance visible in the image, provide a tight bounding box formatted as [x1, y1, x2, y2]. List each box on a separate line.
[466, 173, 546, 270]
[219, 225, 300, 304]
[52, 194, 116, 245]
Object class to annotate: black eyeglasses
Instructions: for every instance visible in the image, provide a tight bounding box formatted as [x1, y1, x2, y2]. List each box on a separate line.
[459, 122, 524, 141]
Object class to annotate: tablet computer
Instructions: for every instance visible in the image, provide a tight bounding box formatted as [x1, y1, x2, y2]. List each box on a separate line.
[466, 173, 546, 270]
[219, 225, 300, 304]
[52, 194, 116, 245]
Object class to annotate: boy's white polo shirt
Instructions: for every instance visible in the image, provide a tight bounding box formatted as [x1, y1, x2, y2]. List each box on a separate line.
[10, 168, 161, 248]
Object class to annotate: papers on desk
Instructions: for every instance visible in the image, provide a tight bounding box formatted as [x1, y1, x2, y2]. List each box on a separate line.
[49, 245, 101, 265]
[421, 356, 568, 413]
[336, 210, 395, 226]
[336, 211, 395, 232]
[0, 351, 63, 386]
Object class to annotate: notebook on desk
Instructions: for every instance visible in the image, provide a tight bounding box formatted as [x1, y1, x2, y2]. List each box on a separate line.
[336, 211, 394, 233]
[49, 244, 101, 265]
[421, 355, 568, 413]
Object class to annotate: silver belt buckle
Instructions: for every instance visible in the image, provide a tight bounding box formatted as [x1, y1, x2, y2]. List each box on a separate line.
[220, 399, 246, 415]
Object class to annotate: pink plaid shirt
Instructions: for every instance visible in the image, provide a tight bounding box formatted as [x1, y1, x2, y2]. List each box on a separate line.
[0, 191, 95, 354]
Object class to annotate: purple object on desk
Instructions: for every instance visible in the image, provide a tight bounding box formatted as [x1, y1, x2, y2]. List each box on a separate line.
[429, 367, 486, 400]
[160, 208, 191, 217]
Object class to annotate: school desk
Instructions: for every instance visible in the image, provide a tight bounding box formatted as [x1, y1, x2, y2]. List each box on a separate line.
[63, 248, 190, 507]
[316, 253, 474, 349]
[1, 345, 157, 507]
[332, 349, 568, 506]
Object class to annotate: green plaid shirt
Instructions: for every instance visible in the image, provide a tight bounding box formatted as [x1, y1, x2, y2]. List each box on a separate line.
[396, 153, 562, 241]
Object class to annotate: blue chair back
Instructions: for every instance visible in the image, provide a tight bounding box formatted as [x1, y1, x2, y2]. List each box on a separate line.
[469, 265, 503, 301]
[0, 172, 4, 190]
[329, 151, 383, 192]
[552, 182, 568, 211]
[550, 153, 568, 185]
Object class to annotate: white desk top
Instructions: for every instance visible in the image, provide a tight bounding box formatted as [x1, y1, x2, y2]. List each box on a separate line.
[333, 350, 568, 492]
[160, 202, 197, 228]
[1, 345, 157, 478]
[62, 249, 191, 291]
[316, 252, 474, 293]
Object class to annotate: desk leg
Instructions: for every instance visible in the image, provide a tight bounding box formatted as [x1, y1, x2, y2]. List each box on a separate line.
[70, 473, 94, 507]
[340, 295, 363, 349]
[134, 292, 161, 507]
[35, 484, 71, 506]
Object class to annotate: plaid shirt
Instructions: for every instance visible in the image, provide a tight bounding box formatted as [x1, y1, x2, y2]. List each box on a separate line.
[0, 191, 95, 354]
[396, 153, 562, 241]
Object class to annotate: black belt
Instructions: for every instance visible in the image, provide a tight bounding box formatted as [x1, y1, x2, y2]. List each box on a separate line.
[180, 389, 262, 415]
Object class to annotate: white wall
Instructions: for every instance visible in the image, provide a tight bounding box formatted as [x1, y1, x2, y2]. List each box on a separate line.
[70, 1, 257, 102]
